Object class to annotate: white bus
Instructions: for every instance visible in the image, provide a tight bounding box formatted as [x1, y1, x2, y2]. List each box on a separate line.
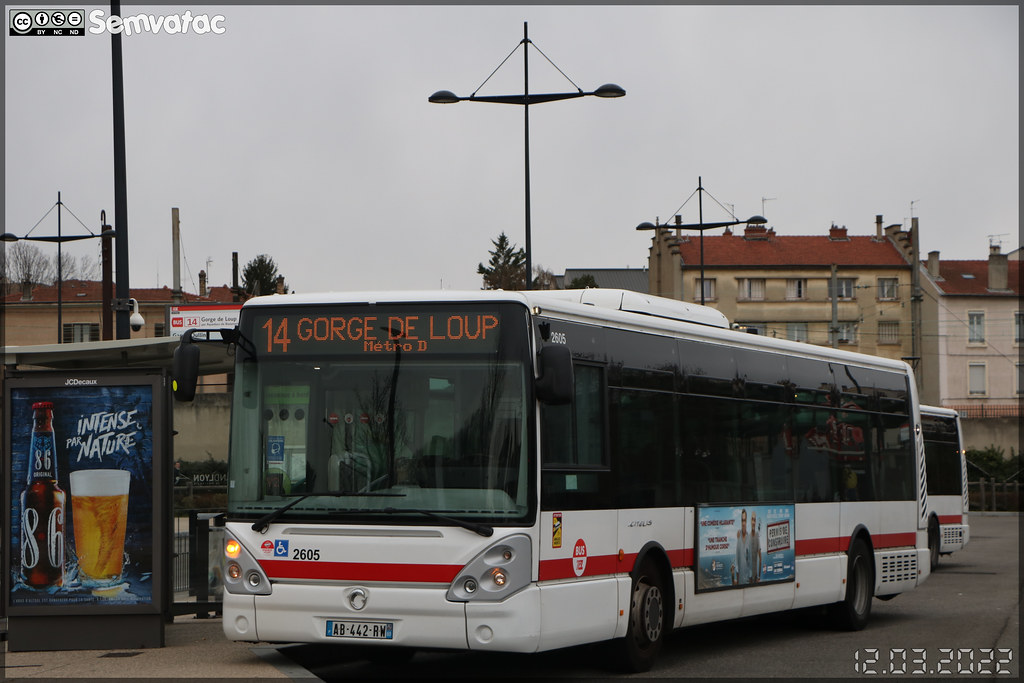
[173, 289, 931, 672]
[920, 404, 970, 568]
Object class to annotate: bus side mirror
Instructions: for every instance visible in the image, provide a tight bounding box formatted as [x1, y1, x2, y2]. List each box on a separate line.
[172, 330, 201, 402]
[536, 345, 573, 405]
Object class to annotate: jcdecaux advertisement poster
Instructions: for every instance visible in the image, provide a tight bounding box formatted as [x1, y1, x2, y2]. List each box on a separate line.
[7, 374, 160, 609]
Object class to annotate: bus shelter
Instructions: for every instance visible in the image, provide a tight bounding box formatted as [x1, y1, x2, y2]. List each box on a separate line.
[1, 337, 232, 651]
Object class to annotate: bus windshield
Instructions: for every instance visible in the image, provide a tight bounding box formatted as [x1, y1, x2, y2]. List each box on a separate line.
[226, 302, 533, 526]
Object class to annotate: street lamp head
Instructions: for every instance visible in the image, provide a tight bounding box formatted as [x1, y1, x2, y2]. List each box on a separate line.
[1, 232, 19, 242]
[593, 83, 626, 98]
[429, 90, 461, 104]
[100, 227, 117, 238]
[745, 215, 768, 225]
[635, 222, 659, 231]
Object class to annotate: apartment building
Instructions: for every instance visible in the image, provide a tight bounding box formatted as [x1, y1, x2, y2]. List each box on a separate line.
[920, 245, 1020, 452]
[647, 220, 915, 361]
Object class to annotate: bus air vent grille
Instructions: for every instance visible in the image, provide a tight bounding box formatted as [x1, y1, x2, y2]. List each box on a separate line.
[879, 552, 918, 584]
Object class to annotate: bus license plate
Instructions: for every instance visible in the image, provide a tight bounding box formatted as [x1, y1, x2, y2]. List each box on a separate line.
[325, 620, 394, 640]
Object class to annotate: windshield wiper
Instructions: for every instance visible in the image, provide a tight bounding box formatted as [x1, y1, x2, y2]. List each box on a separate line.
[382, 507, 494, 537]
[251, 490, 404, 533]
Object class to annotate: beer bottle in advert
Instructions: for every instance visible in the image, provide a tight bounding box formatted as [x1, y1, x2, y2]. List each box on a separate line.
[19, 401, 66, 588]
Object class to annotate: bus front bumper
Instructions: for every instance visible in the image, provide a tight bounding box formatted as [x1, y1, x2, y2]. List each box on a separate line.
[222, 582, 543, 653]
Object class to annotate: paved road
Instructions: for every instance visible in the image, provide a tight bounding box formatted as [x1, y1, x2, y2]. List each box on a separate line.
[280, 514, 1019, 679]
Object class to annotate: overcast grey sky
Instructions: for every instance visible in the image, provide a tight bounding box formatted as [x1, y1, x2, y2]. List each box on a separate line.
[4, 5, 1019, 294]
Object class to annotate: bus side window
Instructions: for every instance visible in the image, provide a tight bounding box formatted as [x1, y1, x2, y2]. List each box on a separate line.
[540, 364, 606, 468]
[540, 364, 609, 509]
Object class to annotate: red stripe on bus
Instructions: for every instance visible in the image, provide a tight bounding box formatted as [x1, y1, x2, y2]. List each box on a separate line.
[871, 532, 917, 548]
[794, 531, 917, 557]
[262, 532, 917, 585]
[938, 515, 962, 525]
[538, 548, 696, 582]
[795, 537, 845, 555]
[259, 559, 462, 583]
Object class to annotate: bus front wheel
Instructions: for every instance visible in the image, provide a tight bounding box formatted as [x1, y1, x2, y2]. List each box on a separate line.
[613, 559, 667, 672]
[829, 537, 873, 631]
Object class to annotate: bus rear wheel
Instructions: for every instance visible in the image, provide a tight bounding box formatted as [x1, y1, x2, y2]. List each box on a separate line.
[928, 517, 940, 571]
[829, 537, 873, 631]
[613, 559, 667, 673]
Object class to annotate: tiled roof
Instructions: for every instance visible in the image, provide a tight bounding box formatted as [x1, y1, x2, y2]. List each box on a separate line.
[2, 279, 240, 304]
[674, 231, 910, 268]
[929, 260, 1021, 296]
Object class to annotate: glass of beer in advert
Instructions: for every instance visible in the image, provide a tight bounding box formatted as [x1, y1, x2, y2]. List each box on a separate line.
[70, 469, 130, 589]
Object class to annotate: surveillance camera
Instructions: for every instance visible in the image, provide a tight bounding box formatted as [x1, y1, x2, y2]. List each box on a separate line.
[129, 298, 145, 332]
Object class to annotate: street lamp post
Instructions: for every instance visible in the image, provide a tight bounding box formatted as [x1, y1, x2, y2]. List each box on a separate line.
[1, 193, 116, 343]
[430, 21, 624, 289]
[637, 177, 766, 306]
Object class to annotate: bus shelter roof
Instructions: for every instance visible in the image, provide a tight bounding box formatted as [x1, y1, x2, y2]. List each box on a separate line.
[1, 337, 233, 374]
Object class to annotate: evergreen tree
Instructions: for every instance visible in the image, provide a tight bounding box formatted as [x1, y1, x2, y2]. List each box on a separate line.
[242, 254, 287, 297]
[568, 274, 598, 289]
[477, 232, 526, 290]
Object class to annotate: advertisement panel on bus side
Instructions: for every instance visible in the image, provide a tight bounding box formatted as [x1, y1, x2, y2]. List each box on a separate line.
[696, 504, 795, 592]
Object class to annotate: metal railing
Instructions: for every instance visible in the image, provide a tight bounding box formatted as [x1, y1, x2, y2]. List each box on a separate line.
[171, 510, 225, 618]
[968, 479, 1021, 512]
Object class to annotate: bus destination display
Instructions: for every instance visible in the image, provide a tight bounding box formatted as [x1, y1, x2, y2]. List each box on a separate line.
[253, 311, 502, 355]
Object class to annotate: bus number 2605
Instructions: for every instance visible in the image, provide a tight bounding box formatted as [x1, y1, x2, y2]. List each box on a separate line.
[292, 548, 320, 561]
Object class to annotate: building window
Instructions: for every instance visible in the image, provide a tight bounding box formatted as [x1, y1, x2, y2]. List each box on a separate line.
[878, 278, 899, 301]
[62, 323, 99, 343]
[1015, 312, 1023, 344]
[968, 363, 986, 396]
[786, 279, 807, 300]
[836, 322, 857, 344]
[828, 277, 856, 300]
[154, 322, 166, 337]
[968, 311, 985, 343]
[737, 278, 765, 301]
[695, 278, 716, 302]
[786, 322, 808, 343]
[878, 321, 899, 345]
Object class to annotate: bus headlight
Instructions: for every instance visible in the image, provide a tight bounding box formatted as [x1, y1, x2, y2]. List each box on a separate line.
[490, 568, 507, 587]
[222, 530, 272, 596]
[447, 534, 531, 603]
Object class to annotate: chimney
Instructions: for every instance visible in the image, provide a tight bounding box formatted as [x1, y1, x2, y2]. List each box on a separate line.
[276, 275, 285, 295]
[20, 282, 32, 301]
[231, 252, 239, 302]
[743, 224, 769, 240]
[927, 251, 941, 279]
[171, 208, 182, 304]
[828, 224, 849, 240]
[198, 269, 207, 297]
[875, 214, 883, 240]
[988, 245, 1009, 290]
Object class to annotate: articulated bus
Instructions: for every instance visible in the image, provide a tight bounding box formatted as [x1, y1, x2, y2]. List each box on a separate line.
[172, 289, 931, 672]
[920, 405, 970, 568]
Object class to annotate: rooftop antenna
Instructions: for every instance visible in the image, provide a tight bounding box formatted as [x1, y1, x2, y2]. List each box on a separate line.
[988, 233, 1008, 249]
[205, 256, 213, 281]
[761, 196, 777, 216]
[910, 199, 919, 218]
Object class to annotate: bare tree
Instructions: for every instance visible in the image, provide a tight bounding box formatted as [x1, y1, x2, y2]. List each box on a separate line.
[4, 242, 54, 284]
[532, 265, 558, 290]
[53, 252, 99, 281]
